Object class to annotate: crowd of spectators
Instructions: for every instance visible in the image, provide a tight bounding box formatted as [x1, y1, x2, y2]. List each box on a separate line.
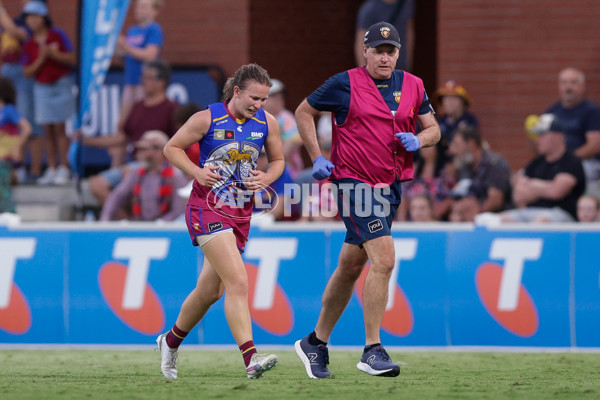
[0, 0, 599, 223]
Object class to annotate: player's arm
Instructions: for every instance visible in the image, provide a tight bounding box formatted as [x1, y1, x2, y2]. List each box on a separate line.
[295, 99, 323, 162]
[163, 109, 219, 186]
[247, 112, 284, 191]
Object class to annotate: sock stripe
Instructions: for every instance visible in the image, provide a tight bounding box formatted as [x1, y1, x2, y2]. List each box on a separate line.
[241, 346, 256, 355]
[170, 329, 185, 340]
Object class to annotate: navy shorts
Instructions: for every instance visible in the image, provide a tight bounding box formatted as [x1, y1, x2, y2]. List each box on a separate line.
[333, 178, 402, 247]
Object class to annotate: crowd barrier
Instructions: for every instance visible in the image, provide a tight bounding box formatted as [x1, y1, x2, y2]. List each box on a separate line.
[0, 222, 598, 347]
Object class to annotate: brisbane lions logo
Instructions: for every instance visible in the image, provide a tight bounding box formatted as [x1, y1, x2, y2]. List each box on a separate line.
[380, 26, 391, 38]
[224, 148, 253, 165]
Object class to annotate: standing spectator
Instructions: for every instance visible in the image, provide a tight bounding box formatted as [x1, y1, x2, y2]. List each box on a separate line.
[355, 0, 415, 71]
[545, 68, 600, 196]
[501, 114, 586, 223]
[0, 0, 43, 181]
[159, 63, 283, 380]
[82, 60, 178, 207]
[263, 79, 304, 178]
[99, 130, 187, 221]
[421, 80, 479, 180]
[0, 77, 31, 212]
[115, 0, 163, 122]
[576, 194, 599, 223]
[294, 22, 439, 379]
[447, 126, 511, 222]
[22, 1, 75, 185]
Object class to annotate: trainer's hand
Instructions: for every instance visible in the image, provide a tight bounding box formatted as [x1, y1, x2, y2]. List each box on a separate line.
[395, 132, 421, 152]
[312, 155, 335, 180]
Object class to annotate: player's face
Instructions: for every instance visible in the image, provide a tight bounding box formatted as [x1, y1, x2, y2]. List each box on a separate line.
[364, 44, 399, 80]
[232, 81, 270, 119]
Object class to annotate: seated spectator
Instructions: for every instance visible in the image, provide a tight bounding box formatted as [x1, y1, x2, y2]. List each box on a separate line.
[447, 126, 511, 222]
[501, 114, 586, 223]
[577, 194, 600, 222]
[263, 79, 304, 178]
[408, 194, 435, 222]
[419, 80, 479, 179]
[82, 60, 178, 207]
[100, 130, 187, 221]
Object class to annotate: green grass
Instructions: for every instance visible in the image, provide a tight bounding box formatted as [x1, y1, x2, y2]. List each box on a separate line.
[1, 348, 599, 399]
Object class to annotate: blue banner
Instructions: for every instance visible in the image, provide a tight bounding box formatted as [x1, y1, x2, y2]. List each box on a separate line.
[77, 0, 130, 129]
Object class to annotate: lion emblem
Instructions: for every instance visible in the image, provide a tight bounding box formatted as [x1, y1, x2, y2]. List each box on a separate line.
[224, 148, 253, 165]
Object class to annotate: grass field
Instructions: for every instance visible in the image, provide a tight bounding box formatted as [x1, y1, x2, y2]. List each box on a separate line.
[1, 348, 600, 399]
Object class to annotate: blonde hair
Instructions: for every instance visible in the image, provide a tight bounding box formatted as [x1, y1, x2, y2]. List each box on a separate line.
[222, 63, 272, 101]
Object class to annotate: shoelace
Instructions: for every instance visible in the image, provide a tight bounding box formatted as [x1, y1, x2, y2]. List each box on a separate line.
[317, 345, 330, 366]
[373, 346, 391, 362]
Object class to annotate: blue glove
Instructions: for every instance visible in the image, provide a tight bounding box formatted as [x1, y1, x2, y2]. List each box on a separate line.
[312, 155, 335, 180]
[395, 132, 421, 152]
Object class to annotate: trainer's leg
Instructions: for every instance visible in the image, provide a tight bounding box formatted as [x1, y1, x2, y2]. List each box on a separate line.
[174, 256, 224, 332]
[202, 231, 253, 345]
[361, 235, 395, 345]
[314, 242, 368, 342]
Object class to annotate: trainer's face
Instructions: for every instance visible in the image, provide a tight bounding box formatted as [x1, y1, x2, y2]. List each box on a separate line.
[231, 81, 269, 120]
[364, 44, 399, 80]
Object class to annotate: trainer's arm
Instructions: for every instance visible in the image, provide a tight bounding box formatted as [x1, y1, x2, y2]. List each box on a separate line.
[295, 99, 323, 162]
[416, 112, 441, 148]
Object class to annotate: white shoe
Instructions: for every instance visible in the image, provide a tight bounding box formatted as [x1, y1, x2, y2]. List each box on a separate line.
[37, 168, 56, 185]
[156, 332, 178, 379]
[246, 353, 278, 379]
[53, 165, 71, 185]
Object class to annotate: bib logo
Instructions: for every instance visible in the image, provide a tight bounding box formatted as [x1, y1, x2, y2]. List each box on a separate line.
[244, 238, 296, 335]
[355, 239, 416, 336]
[0, 239, 36, 334]
[98, 238, 168, 335]
[475, 239, 542, 337]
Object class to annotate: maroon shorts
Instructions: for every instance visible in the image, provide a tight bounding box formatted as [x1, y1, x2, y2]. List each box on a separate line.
[185, 204, 251, 252]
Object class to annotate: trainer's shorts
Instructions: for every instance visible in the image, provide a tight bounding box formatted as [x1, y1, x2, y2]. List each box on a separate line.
[185, 203, 251, 253]
[333, 178, 402, 247]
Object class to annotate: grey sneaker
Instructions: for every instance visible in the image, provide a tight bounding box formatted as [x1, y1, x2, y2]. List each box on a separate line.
[294, 335, 333, 379]
[246, 353, 278, 379]
[356, 345, 400, 377]
[156, 332, 178, 379]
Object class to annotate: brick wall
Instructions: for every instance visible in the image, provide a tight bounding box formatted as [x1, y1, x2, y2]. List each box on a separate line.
[438, 0, 600, 169]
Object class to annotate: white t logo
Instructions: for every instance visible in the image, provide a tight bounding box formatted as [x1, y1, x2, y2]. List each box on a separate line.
[388, 239, 417, 310]
[489, 239, 543, 311]
[244, 238, 298, 310]
[0, 239, 36, 308]
[113, 238, 169, 309]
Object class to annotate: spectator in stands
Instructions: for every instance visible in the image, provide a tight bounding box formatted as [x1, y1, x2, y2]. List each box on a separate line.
[407, 194, 435, 222]
[22, 1, 75, 185]
[115, 0, 164, 122]
[501, 114, 586, 223]
[0, 77, 31, 212]
[446, 126, 511, 222]
[577, 194, 600, 222]
[355, 0, 414, 71]
[263, 79, 304, 178]
[0, 0, 44, 182]
[545, 68, 600, 196]
[82, 60, 177, 207]
[100, 130, 187, 221]
[420, 80, 479, 180]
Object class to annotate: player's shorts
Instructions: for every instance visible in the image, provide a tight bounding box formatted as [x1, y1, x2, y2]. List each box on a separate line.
[185, 203, 251, 253]
[333, 178, 402, 247]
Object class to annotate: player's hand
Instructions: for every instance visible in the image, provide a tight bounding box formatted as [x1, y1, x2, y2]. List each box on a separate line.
[245, 169, 269, 192]
[395, 132, 421, 152]
[195, 165, 222, 187]
[312, 155, 335, 180]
